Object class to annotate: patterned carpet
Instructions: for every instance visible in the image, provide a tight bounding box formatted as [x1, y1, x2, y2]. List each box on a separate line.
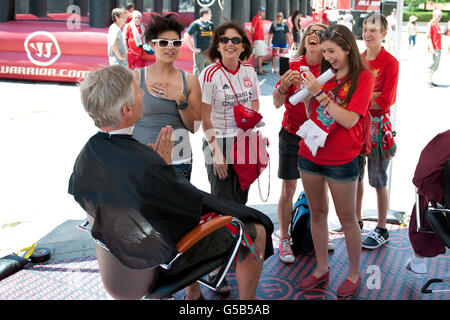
[0, 222, 448, 300]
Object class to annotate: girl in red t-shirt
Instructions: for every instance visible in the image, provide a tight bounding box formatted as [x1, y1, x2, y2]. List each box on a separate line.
[296, 24, 374, 298]
[272, 23, 327, 265]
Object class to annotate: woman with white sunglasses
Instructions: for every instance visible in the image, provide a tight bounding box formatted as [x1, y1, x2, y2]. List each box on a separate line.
[133, 14, 202, 181]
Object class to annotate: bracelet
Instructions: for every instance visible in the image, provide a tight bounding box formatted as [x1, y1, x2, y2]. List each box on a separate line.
[314, 90, 324, 98]
[318, 95, 328, 105]
[278, 87, 288, 95]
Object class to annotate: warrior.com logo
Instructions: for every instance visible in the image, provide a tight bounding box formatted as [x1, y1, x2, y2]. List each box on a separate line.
[1, 30, 87, 79]
[24, 31, 61, 67]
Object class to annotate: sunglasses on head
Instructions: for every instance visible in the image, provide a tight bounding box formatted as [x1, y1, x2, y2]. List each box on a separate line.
[219, 36, 243, 44]
[305, 29, 322, 36]
[151, 39, 183, 48]
[319, 29, 345, 40]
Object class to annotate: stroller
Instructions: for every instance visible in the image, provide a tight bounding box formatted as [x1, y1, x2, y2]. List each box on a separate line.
[409, 130, 450, 293]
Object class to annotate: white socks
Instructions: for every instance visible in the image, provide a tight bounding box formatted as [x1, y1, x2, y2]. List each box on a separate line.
[406, 253, 427, 274]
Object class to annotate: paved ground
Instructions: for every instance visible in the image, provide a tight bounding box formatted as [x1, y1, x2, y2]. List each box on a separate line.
[0, 28, 449, 262]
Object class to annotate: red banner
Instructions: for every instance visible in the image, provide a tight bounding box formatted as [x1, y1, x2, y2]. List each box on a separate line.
[354, 0, 381, 11]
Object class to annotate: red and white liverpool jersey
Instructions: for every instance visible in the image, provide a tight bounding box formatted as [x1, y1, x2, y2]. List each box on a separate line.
[199, 61, 260, 138]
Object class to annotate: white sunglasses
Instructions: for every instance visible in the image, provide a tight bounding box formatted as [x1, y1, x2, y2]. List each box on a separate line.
[151, 39, 183, 48]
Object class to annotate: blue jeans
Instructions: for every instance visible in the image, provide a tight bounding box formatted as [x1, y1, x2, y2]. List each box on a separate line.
[298, 156, 359, 183]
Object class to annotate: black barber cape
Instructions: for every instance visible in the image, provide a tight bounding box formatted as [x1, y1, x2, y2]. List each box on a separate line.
[68, 132, 274, 269]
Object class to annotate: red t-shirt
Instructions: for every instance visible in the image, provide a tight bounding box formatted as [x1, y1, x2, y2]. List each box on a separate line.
[125, 23, 144, 55]
[312, 11, 322, 23]
[299, 69, 375, 165]
[126, 12, 133, 24]
[362, 47, 399, 117]
[274, 56, 321, 135]
[429, 21, 442, 50]
[322, 12, 329, 25]
[252, 15, 265, 41]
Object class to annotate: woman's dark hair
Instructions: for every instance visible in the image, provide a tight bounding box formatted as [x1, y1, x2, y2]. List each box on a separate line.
[291, 10, 300, 24]
[145, 13, 185, 42]
[320, 24, 368, 105]
[206, 21, 252, 62]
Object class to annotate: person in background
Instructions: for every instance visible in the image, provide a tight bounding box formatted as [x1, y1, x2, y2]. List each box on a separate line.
[426, 9, 443, 87]
[296, 24, 374, 298]
[327, 6, 340, 26]
[446, 20, 450, 54]
[273, 23, 328, 264]
[358, 13, 399, 250]
[107, 8, 128, 67]
[343, 10, 354, 33]
[125, 2, 134, 24]
[184, 7, 215, 76]
[385, 8, 397, 53]
[268, 12, 291, 73]
[132, 14, 202, 181]
[312, 9, 321, 23]
[251, 7, 268, 75]
[124, 10, 146, 70]
[290, 10, 303, 52]
[407, 15, 418, 50]
[321, 7, 329, 26]
[199, 20, 262, 296]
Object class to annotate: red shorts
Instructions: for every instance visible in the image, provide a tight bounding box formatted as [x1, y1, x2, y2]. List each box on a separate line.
[127, 50, 144, 70]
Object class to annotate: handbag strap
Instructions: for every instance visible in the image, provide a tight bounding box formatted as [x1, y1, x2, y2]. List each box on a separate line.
[216, 61, 240, 104]
[253, 131, 270, 202]
[257, 156, 270, 202]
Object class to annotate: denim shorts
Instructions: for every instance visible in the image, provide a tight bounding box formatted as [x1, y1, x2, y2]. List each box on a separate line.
[298, 156, 360, 183]
[272, 43, 288, 49]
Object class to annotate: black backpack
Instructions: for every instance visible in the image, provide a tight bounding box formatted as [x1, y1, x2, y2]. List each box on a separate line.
[288, 191, 314, 255]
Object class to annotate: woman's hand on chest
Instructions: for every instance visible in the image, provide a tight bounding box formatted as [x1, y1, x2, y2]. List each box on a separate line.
[148, 81, 186, 105]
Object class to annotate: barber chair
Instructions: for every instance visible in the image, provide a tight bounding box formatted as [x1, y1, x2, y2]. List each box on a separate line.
[77, 215, 244, 299]
[416, 159, 450, 294]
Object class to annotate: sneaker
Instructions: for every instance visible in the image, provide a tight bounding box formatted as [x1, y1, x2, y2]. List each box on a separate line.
[327, 239, 335, 251]
[362, 227, 389, 249]
[405, 256, 427, 274]
[279, 237, 295, 263]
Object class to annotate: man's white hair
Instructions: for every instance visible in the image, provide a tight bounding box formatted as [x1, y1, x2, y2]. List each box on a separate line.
[433, 9, 442, 18]
[79, 65, 135, 128]
[132, 10, 142, 19]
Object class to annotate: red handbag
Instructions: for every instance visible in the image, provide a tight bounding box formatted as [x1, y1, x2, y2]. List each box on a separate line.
[230, 129, 269, 191]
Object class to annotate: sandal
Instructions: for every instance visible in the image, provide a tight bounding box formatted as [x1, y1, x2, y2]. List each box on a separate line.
[208, 273, 231, 296]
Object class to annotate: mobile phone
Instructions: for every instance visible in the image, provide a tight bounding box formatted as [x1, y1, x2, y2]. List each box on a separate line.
[279, 56, 290, 76]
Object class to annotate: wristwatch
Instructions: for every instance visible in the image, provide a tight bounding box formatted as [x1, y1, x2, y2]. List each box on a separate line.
[177, 96, 188, 110]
